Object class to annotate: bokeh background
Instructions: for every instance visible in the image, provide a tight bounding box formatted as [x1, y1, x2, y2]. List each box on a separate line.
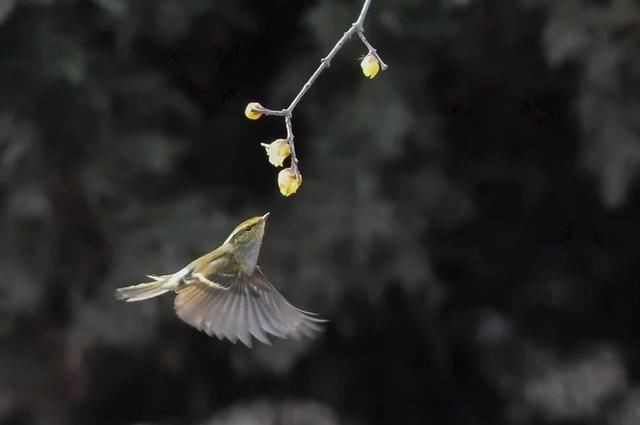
[2, 0, 640, 424]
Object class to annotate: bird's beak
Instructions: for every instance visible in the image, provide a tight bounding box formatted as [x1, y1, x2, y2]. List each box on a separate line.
[261, 212, 270, 221]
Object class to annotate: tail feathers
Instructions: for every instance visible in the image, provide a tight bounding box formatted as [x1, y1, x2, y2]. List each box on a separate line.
[116, 276, 171, 302]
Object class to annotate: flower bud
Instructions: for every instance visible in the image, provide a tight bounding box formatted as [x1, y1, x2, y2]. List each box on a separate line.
[278, 167, 302, 197]
[245, 102, 263, 120]
[261, 139, 291, 167]
[360, 54, 380, 79]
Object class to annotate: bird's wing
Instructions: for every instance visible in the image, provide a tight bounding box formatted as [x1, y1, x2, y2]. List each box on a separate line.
[173, 261, 326, 347]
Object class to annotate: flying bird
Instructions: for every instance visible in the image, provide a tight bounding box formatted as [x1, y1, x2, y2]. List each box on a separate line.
[116, 213, 325, 347]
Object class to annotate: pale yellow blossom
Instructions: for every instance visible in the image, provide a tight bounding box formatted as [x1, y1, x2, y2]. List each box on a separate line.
[360, 54, 380, 79]
[260, 139, 291, 167]
[278, 167, 302, 197]
[244, 102, 263, 120]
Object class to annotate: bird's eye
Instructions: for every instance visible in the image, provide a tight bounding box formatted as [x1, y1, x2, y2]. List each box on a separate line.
[244, 226, 253, 232]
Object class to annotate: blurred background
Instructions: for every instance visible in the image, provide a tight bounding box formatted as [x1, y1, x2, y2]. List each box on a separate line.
[2, 0, 640, 424]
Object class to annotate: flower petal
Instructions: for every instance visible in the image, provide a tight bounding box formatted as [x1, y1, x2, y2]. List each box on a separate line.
[360, 54, 380, 79]
[245, 102, 263, 120]
[261, 139, 291, 167]
[278, 168, 302, 196]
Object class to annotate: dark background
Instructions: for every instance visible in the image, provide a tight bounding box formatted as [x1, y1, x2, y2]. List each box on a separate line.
[2, 0, 640, 424]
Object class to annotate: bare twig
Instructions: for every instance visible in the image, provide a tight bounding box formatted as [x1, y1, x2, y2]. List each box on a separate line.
[252, 0, 386, 177]
[358, 32, 388, 70]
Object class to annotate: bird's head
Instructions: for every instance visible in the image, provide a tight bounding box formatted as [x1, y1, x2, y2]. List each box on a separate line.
[224, 212, 270, 270]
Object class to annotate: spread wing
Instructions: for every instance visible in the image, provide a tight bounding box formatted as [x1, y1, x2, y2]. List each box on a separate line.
[173, 259, 325, 347]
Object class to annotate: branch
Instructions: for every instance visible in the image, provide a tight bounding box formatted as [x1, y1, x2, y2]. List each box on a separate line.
[248, 0, 387, 194]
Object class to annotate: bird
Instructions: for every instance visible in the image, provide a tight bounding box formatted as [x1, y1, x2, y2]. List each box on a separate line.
[115, 212, 325, 347]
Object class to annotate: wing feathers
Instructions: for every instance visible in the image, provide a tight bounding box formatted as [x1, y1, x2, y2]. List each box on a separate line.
[253, 295, 286, 339]
[173, 267, 325, 347]
[245, 286, 270, 345]
[236, 289, 251, 347]
[219, 285, 238, 343]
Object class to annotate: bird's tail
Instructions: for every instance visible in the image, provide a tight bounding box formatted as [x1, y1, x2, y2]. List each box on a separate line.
[115, 275, 172, 302]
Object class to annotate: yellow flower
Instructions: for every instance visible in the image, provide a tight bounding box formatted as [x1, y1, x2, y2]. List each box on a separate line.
[261, 139, 291, 167]
[278, 167, 302, 197]
[245, 102, 263, 120]
[360, 54, 380, 79]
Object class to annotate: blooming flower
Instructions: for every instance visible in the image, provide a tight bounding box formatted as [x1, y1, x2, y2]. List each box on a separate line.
[278, 167, 302, 197]
[261, 139, 291, 167]
[360, 54, 380, 79]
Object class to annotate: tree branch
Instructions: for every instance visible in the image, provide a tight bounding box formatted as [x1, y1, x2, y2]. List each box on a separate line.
[251, 0, 387, 187]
